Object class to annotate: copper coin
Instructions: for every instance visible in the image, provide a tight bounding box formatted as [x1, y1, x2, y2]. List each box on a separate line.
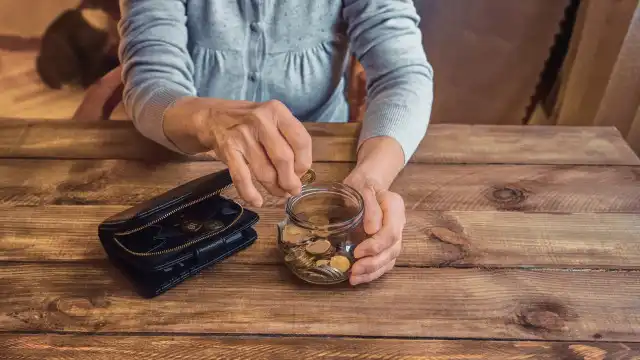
[305, 239, 332, 255]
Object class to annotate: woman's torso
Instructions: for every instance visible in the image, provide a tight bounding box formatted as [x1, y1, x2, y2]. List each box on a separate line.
[185, 0, 351, 122]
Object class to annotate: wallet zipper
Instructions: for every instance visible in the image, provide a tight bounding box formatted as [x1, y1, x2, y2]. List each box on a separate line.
[111, 169, 316, 257]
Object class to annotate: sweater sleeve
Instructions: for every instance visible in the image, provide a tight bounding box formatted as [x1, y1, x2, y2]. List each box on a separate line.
[118, 0, 197, 153]
[343, 0, 434, 164]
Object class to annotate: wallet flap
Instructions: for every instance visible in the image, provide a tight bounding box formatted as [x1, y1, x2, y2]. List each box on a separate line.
[100, 169, 233, 229]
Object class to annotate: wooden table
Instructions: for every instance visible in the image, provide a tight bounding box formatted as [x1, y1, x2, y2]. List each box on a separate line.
[1, 119, 640, 359]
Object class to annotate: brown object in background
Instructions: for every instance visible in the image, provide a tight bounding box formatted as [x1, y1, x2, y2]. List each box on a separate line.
[35, 1, 120, 90]
[347, 55, 366, 123]
[419, 0, 571, 125]
[72, 65, 123, 121]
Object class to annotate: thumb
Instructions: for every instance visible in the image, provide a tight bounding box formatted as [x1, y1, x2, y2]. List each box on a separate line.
[361, 185, 382, 235]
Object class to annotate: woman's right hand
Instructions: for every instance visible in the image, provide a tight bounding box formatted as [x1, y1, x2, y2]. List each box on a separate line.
[163, 97, 312, 207]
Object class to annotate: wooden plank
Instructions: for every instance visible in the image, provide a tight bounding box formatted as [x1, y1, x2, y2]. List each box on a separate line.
[1, 263, 639, 341]
[1, 159, 639, 213]
[1, 119, 638, 165]
[2, 334, 639, 360]
[2, 206, 640, 269]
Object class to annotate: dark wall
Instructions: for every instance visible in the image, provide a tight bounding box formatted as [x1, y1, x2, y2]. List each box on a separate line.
[417, 0, 571, 124]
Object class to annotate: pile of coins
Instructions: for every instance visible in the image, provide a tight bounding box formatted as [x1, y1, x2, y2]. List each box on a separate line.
[277, 180, 365, 285]
[279, 218, 356, 284]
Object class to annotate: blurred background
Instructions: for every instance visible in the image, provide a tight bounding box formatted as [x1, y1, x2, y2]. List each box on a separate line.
[0, 0, 638, 153]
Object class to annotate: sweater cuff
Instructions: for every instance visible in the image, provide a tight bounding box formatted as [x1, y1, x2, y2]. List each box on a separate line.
[131, 86, 194, 155]
[357, 102, 429, 165]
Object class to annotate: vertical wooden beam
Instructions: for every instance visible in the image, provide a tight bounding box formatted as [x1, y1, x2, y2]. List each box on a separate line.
[551, 0, 638, 127]
[627, 106, 640, 155]
[591, 5, 640, 152]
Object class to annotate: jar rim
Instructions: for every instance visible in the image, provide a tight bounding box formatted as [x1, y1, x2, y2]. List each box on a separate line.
[285, 182, 364, 231]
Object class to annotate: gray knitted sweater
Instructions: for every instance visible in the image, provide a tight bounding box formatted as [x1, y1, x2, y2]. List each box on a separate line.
[118, 0, 434, 162]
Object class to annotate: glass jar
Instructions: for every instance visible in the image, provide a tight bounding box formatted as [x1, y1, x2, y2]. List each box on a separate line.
[277, 182, 365, 285]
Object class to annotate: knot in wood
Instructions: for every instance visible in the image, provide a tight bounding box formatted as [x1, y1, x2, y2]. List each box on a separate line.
[50, 297, 95, 317]
[515, 301, 573, 334]
[489, 186, 526, 205]
[430, 227, 469, 246]
[522, 310, 565, 331]
[429, 227, 470, 266]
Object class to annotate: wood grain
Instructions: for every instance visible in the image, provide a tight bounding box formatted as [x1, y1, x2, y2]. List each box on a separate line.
[1, 120, 638, 165]
[2, 334, 639, 360]
[1, 159, 638, 212]
[1, 263, 640, 341]
[2, 206, 640, 269]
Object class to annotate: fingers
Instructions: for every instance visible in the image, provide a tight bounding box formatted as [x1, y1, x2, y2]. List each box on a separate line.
[253, 101, 304, 194]
[271, 102, 313, 177]
[223, 146, 263, 207]
[354, 190, 404, 259]
[236, 125, 288, 197]
[351, 238, 401, 277]
[350, 259, 396, 286]
[350, 190, 405, 285]
[354, 222, 399, 259]
[361, 186, 382, 235]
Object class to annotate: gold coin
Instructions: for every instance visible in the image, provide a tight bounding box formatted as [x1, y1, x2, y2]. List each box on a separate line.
[316, 259, 330, 266]
[313, 230, 330, 238]
[292, 248, 315, 268]
[282, 225, 307, 245]
[297, 256, 315, 269]
[305, 239, 332, 255]
[285, 225, 302, 235]
[309, 215, 329, 226]
[330, 255, 351, 273]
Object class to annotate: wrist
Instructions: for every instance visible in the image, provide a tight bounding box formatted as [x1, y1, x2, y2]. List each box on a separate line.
[350, 136, 405, 190]
[163, 96, 209, 154]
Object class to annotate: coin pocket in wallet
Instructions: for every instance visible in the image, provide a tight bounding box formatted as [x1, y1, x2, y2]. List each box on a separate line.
[98, 168, 259, 298]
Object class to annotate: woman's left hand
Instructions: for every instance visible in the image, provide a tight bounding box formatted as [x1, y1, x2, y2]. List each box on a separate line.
[343, 174, 406, 285]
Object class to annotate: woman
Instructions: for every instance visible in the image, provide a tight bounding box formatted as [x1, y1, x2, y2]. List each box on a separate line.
[118, 0, 434, 285]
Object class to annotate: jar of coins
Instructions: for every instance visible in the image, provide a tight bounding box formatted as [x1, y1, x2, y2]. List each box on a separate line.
[277, 182, 365, 285]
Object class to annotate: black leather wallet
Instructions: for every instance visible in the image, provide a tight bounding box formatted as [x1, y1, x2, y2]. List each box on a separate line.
[98, 168, 259, 298]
